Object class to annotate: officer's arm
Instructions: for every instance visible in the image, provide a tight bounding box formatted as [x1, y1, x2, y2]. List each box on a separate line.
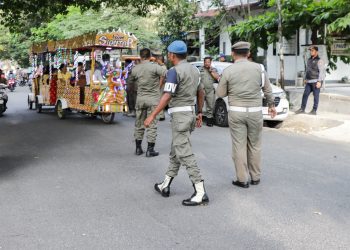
[262, 73, 274, 107]
[216, 72, 228, 97]
[197, 86, 204, 114]
[210, 68, 220, 81]
[144, 93, 171, 128]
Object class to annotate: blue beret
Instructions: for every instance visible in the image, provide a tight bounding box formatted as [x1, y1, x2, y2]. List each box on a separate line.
[219, 53, 225, 57]
[167, 40, 187, 54]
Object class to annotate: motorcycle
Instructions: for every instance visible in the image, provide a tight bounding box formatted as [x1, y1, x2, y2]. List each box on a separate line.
[0, 83, 8, 116]
[8, 78, 16, 92]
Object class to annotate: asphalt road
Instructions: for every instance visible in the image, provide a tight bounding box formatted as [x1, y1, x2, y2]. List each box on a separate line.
[1, 87, 349, 250]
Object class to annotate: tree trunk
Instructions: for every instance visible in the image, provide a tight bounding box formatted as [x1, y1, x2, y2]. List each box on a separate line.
[311, 28, 318, 44]
[277, 0, 285, 90]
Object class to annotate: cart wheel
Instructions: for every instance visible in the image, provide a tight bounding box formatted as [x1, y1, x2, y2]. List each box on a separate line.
[28, 97, 33, 110]
[36, 98, 42, 113]
[101, 112, 115, 124]
[56, 101, 66, 119]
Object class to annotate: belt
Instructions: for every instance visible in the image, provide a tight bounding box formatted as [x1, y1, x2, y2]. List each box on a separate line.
[229, 106, 262, 112]
[306, 79, 319, 83]
[168, 106, 194, 114]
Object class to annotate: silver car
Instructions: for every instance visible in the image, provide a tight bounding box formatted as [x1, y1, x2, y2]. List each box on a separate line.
[191, 61, 289, 128]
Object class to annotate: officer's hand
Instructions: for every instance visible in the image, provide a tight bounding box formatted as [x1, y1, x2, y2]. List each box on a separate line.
[144, 115, 155, 128]
[316, 82, 321, 89]
[268, 107, 277, 119]
[196, 113, 203, 128]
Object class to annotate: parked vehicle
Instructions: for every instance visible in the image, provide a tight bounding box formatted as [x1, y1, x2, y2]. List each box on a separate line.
[190, 61, 289, 128]
[0, 83, 8, 116]
[29, 29, 137, 123]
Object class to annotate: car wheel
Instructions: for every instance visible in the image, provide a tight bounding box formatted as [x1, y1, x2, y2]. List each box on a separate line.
[56, 101, 66, 119]
[28, 97, 33, 110]
[36, 98, 42, 113]
[101, 112, 115, 124]
[214, 101, 228, 127]
[265, 120, 283, 129]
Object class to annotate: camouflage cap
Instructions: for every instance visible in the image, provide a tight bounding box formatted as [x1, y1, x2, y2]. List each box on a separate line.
[231, 41, 251, 50]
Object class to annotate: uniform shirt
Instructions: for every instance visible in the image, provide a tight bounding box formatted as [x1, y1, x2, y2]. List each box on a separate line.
[163, 60, 203, 108]
[217, 58, 274, 108]
[200, 67, 217, 92]
[128, 60, 166, 101]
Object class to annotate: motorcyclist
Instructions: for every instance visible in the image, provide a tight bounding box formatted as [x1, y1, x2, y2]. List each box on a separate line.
[0, 69, 8, 111]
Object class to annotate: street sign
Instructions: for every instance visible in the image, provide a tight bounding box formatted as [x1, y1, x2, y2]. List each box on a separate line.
[331, 37, 350, 56]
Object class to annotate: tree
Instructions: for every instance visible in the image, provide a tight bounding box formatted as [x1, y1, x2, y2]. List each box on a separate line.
[229, 0, 350, 74]
[0, 0, 168, 32]
[157, 0, 200, 50]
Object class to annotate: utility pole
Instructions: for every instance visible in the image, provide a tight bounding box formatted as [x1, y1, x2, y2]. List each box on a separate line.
[277, 0, 285, 89]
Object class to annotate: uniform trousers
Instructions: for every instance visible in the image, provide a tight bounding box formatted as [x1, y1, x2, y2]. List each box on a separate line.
[134, 96, 159, 143]
[301, 82, 320, 111]
[228, 110, 263, 182]
[166, 111, 202, 184]
[204, 89, 215, 118]
[127, 88, 137, 112]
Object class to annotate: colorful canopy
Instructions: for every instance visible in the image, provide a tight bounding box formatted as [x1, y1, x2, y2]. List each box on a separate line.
[31, 30, 138, 54]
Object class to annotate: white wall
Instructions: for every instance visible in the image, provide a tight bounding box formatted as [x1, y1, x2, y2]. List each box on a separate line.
[266, 29, 350, 82]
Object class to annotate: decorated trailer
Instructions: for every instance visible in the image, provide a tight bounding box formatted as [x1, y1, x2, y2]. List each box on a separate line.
[28, 29, 138, 124]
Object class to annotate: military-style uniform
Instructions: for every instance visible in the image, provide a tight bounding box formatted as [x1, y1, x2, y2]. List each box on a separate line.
[217, 41, 274, 185]
[164, 60, 203, 184]
[128, 60, 166, 144]
[158, 64, 168, 120]
[200, 67, 217, 120]
[153, 40, 208, 206]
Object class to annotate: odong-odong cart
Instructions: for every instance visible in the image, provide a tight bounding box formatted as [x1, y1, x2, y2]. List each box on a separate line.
[28, 29, 138, 124]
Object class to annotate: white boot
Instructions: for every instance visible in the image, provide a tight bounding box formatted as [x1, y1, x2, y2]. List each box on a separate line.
[182, 180, 209, 206]
[154, 175, 174, 197]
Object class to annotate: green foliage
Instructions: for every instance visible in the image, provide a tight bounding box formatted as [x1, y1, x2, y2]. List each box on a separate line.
[30, 6, 161, 48]
[206, 46, 219, 57]
[0, 5, 162, 67]
[157, 0, 200, 49]
[229, 0, 350, 68]
[0, 0, 168, 32]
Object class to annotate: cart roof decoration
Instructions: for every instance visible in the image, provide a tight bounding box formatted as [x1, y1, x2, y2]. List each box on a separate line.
[31, 29, 138, 53]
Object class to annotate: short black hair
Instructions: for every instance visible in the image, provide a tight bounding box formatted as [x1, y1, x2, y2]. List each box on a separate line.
[204, 57, 212, 62]
[173, 53, 187, 60]
[157, 55, 165, 63]
[232, 49, 250, 57]
[309, 45, 318, 51]
[140, 48, 151, 59]
[59, 63, 66, 70]
[78, 62, 83, 66]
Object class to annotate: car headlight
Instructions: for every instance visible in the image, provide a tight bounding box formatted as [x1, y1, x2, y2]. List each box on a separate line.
[274, 91, 286, 99]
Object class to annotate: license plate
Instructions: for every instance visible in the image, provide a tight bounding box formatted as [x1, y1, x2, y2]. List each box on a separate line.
[262, 107, 268, 114]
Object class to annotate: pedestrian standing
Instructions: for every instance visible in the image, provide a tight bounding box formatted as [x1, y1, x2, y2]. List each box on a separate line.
[128, 48, 166, 157]
[200, 57, 220, 126]
[156, 55, 168, 121]
[144, 40, 209, 206]
[295, 45, 325, 115]
[125, 59, 137, 117]
[219, 53, 226, 62]
[217, 41, 277, 188]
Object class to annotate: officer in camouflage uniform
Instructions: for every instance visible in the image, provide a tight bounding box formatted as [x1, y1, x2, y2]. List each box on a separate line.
[144, 40, 209, 206]
[200, 57, 220, 126]
[128, 48, 166, 157]
[217, 41, 277, 188]
[156, 55, 168, 121]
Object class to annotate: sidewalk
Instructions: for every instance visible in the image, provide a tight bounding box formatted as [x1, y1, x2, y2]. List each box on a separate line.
[280, 112, 350, 143]
[282, 84, 350, 143]
[286, 83, 350, 115]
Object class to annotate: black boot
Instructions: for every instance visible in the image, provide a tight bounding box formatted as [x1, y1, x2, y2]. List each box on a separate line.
[146, 142, 159, 157]
[206, 118, 214, 127]
[135, 140, 143, 155]
[154, 175, 174, 197]
[182, 180, 209, 206]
